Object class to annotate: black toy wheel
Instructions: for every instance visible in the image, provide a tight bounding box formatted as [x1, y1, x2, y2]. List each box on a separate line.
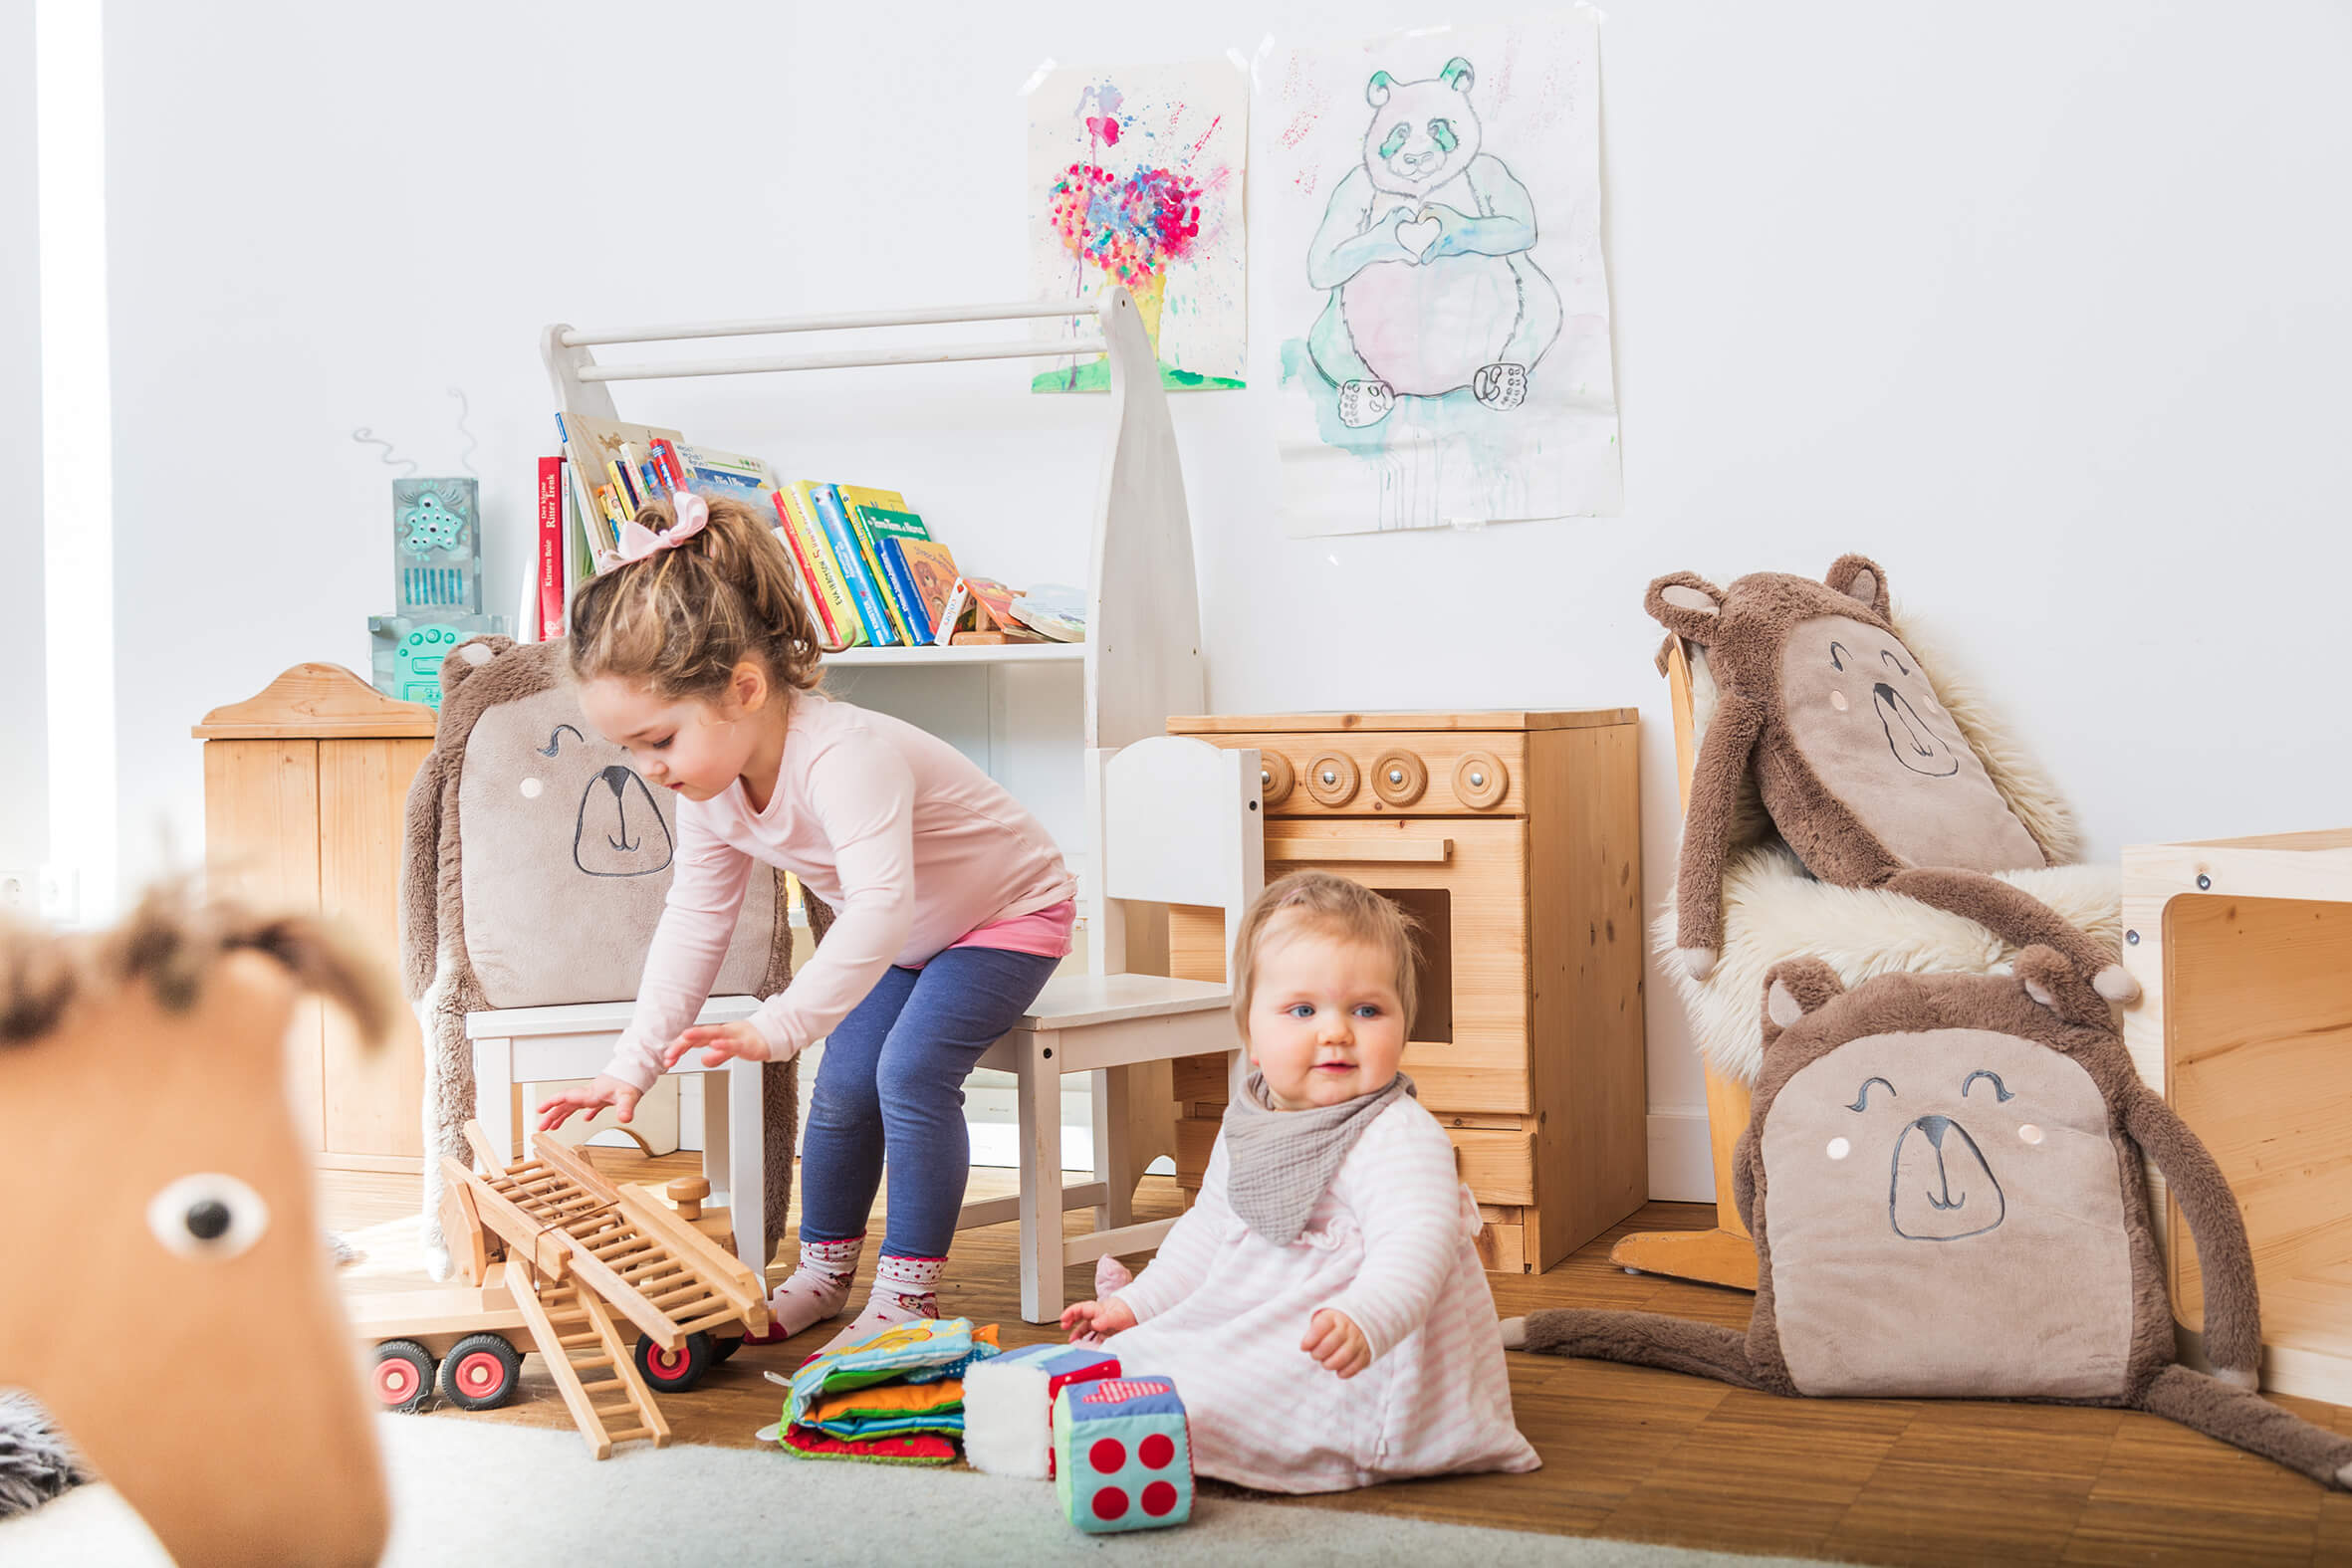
[371, 1340, 435, 1413]
[633, 1331, 715, 1392]
[437, 1333, 523, 1410]
[709, 1332, 742, 1365]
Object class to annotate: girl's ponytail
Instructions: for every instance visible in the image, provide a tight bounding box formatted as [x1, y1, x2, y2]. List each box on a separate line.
[568, 492, 825, 701]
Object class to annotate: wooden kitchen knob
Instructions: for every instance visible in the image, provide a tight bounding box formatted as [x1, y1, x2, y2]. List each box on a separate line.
[1305, 751, 1359, 807]
[1453, 750, 1509, 809]
[1371, 749, 1427, 807]
[1258, 750, 1294, 807]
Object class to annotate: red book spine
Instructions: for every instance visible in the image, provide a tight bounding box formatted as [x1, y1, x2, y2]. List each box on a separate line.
[772, 490, 842, 648]
[537, 456, 565, 640]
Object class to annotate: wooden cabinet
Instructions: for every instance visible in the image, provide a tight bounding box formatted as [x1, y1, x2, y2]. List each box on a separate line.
[1164, 710, 1647, 1273]
[195, 664, 436, 1172]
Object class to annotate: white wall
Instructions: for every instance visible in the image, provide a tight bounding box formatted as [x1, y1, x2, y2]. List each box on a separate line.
[1, 0, 45, 875]
[105, 1, 2352, 1200]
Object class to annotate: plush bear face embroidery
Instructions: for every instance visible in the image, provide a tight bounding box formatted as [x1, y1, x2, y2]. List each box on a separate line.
[1360, 61, 1481, 202]
[1753, 971, 2142, 1403]
[1773, 611, 2044, 873]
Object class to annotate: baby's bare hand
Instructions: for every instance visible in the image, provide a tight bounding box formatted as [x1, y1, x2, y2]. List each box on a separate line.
[661, 1020, 772, 1070]
[1061, 1297, 1136, 1342]
[1300, 1308, 1370, 1378]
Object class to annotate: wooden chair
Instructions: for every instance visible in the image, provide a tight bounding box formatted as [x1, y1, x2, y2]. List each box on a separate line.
[958, 736, 1265, 1322]
[1607, 638, 1760, 1291]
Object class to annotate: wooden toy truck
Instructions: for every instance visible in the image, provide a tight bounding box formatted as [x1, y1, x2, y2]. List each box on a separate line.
[350, 1121, 771, 1458]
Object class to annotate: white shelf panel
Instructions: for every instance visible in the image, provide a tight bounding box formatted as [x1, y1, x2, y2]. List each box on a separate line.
[822, 642, 1083, 668]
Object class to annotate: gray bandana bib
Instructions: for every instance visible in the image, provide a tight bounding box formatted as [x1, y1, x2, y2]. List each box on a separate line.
[1220, 1070, 1416, 1244]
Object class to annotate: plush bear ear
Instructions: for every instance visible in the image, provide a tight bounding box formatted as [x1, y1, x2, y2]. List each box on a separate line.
[1440, 57, 1475, 95]
[1644, 571, 1727, 647]
[2013, 945, 2110, 1031]
[1366, 69, 1395, 108]
[1824, 555, 1891, 621]
[438, 635, 511, 702]
[1760, 958, 1845, 1051]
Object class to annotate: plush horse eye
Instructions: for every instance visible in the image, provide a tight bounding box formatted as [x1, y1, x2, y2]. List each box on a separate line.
[146, 1173, 271, 1260]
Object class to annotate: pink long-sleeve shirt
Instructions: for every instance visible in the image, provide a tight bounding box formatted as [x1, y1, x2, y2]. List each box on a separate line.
[1103, 1097, 1539, 1492]
[599, 693, 1076, 1093]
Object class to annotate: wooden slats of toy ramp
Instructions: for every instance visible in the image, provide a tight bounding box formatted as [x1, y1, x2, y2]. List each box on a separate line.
[508, 1270, 670, 1460]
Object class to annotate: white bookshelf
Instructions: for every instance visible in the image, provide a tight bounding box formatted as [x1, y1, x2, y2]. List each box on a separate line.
[822, 641, 1083, 669]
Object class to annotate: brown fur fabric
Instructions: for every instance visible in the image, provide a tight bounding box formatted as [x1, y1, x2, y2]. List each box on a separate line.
[1508, 952, 2352, 1491]
[1645, 557, 2134, 1003]
[401, 636, 801, 1275]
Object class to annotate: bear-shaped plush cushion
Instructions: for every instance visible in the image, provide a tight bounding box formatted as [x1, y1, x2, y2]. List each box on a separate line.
[401, 635, 798, 1274]
[1504, 951, 2352, 1492]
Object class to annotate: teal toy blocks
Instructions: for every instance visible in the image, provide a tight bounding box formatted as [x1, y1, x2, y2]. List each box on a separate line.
[1052, 1376, 1191, 1534]
[366, 478, 503, 711]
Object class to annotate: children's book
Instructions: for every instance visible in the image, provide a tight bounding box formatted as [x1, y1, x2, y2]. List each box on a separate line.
[768, 505, 847, 650]
[960, 576, 1021, 634]
[852, 504, 938, 642]
[782, 482, 868, 647]
[892, 539, 963, 644]
[554, 413, 615, 559]
[808, 483, 897, 646]
[564, 413, 683, 530]
[835, 486, 918, 643]
[536, 456, 566, 641]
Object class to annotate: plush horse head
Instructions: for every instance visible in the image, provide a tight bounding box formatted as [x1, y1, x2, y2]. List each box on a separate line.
[0, 888, 393, 1566]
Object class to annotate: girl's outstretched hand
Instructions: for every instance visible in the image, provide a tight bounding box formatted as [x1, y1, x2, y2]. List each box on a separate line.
[535, 1074, 640, 1133]
[1301, 1308, 1370, 1378]
[662, 1018, 774, 1070]
[1061, 1296, 1137, 1343]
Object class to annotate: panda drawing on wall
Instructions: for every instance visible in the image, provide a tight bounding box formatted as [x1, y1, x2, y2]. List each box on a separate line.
[1303, 57, 1563, 428]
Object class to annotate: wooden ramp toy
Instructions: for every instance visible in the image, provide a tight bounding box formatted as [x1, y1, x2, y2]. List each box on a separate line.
[351, 1120, 771, 1458]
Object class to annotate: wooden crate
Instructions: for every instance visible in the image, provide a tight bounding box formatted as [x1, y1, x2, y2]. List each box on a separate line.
[1166, 710, 1646, 1273]
[196, 664, 437, 1172]
[2120, 829, 2352, 1404]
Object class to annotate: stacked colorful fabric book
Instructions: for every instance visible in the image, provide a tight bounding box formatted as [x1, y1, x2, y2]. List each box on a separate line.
[760, 1317, 1002, 1464]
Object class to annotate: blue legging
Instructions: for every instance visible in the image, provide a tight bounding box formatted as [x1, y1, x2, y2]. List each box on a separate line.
[798, 945, 1061, 1260]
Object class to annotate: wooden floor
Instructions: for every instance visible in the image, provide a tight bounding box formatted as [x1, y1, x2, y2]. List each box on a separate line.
[326, 1154, 2352, 1565]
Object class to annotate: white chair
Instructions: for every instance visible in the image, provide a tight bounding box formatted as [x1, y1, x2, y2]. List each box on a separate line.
[957, 737, 1264, 1322]
[469, 997, 771, 1276]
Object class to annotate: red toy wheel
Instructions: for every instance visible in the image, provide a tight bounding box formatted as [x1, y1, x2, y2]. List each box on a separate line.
[634, 1330, 715, 1393]
[437, 1333, 522, 1411]
[371, 1340, 435, 1413]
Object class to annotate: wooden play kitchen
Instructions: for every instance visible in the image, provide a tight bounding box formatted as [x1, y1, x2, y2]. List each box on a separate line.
[1162, 710, 1646, 1273]
[2119, 829, 2352, 1406]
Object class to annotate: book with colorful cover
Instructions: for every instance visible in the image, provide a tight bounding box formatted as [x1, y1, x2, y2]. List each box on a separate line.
[892, 538, 963, 645]
[961, 576, 1020, 633]
[563, 412, 682, 533]
[836, 485, 917, 642]
[808, 483, 896, 645]
[554, 413, 614, 559]
[769, 498, 847, 649]
[536, 456, 565, 640]
[781, 482, 867, 647]
[855, 506, 940, 643]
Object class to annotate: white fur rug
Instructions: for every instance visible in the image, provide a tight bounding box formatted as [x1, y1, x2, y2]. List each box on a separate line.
[0, 1415, 1820, 1568]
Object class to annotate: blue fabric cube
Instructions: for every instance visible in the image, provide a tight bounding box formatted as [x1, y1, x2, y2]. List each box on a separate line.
[1052, 1377, 1192, 1534]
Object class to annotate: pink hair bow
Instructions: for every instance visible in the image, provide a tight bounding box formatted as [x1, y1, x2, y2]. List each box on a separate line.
[596, 491, 710, 568]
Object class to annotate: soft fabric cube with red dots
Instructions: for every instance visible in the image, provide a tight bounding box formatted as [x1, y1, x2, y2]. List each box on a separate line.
[1052, 1377, 1192, 1534]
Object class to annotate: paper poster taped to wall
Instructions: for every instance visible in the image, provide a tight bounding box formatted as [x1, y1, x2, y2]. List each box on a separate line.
[1258, 21, 1620, 535]
[1027, 60, 1248, 392]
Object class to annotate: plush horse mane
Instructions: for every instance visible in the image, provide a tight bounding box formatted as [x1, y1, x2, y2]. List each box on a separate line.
[0, 882, 393, 1049]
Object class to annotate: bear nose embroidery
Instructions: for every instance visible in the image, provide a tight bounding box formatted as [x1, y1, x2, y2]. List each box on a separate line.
[600, 766, 642, 852]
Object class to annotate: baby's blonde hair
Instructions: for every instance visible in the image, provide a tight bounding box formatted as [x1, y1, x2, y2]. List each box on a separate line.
[567, 492, 824, 703]
[1229, 870, 1419, 1034]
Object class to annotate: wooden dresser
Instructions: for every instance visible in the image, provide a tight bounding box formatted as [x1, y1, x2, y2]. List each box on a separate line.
[195, 664, 436, 1173]
[1164, 710, 1646, 1273]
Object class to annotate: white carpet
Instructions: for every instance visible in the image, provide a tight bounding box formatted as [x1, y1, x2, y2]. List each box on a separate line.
[0, 1414, 1825, 1567]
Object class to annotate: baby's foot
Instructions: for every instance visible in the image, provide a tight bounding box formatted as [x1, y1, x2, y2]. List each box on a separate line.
[1094, 1254, 1134, 1295]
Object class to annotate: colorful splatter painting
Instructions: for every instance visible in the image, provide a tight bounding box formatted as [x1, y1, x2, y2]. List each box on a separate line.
[1258, 21, 1620, 535]
[1027, 62, 1247, 392]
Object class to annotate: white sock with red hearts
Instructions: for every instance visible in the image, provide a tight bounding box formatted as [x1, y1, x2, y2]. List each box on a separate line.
[766, 1234, 863, 1336]
[822, 1253, 944, 1352]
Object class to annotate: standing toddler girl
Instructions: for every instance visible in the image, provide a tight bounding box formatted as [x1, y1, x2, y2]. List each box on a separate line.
[538, 491, 1075, 1348]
